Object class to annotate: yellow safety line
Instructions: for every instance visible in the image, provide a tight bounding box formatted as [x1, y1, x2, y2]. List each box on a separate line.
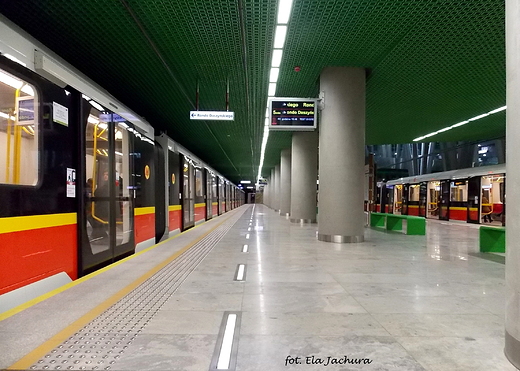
[0, 213, 77, 234]
[6, 210, 236, 370]
[134, 206, 155, 216]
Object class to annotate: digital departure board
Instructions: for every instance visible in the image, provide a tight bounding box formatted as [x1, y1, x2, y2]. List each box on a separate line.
[269, 98, 318, 131]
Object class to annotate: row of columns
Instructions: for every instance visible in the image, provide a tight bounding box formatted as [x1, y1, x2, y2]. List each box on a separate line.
[263, 5, 520, 367]
[263, 67, 365, 242]
[262, 21, 520, 366]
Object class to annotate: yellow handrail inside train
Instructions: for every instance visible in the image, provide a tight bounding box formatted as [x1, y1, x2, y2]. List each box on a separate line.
[13, 86, 22, 184]
[90, 120, 122, 226]
[91, 122, 107, 224]
[5, 109, 12, 183]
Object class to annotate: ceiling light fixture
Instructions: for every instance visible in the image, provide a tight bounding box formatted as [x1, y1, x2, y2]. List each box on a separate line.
[413, 106, 506, 142]
[273, 25, 287, 48]
[277, 0, 294, 24]
[268, 82, 277, 96]
[271, 49, 283, 67]
[257, 0, 294, 188]
[269, 67, 280, 83]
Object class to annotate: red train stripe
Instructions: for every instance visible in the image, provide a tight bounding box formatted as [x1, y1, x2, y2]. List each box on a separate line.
[0, 224, 77, 295]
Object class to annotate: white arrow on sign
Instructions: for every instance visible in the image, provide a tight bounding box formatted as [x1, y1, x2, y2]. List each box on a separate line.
[189, 111, 235, 121]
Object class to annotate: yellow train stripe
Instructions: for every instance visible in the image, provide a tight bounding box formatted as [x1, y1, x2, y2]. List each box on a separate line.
[195, 203, 206, 208]
[168, 205, 182, 211]
[212, 202, 218, 206]
[7, 210, 236, 369]
[134, 206, 155, 216]
[408, 205, 419, 208]
[449, 207, 468, 211]
[0, 213, 76, 234]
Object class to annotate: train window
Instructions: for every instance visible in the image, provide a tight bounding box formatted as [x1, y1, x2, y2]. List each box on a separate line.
[450, 181, 467, 202]
[195, 167, 203, 197]
[212, 176, 217, 198]
[409, 184, 420, 202]
[0, 69, 38, 185]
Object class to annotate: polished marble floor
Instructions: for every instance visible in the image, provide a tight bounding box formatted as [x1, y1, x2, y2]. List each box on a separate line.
[0, 204, 515, 371]
[116, 204, 515, 371]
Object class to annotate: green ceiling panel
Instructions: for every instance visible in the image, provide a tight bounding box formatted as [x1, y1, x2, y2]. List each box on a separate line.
[0, 0, 505, 184]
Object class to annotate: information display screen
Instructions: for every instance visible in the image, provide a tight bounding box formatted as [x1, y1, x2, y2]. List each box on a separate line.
[269, 98, 317, 131]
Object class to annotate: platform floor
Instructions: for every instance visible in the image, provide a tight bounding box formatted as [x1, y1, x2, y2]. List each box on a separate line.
[0, 204, 515, 371]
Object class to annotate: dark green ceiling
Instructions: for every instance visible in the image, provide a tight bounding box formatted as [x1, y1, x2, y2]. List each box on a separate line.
[0, 0, 505, 184]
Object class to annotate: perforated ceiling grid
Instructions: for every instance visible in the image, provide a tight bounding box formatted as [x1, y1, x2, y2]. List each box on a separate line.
[0, 0, 505, 182]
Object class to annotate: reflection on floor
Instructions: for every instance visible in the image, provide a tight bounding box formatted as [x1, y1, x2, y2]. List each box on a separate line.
[115, 205, 514, 371]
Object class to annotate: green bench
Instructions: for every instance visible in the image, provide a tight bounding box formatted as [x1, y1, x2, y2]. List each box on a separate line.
[479, 226, 505, 253]
[370, 212, 426, 235]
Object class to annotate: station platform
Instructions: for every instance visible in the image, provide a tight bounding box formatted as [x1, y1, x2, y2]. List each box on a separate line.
[0, 204, 515, 371]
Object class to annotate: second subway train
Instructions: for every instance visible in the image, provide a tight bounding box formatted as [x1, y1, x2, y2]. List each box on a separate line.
[375, 164, 505, 226]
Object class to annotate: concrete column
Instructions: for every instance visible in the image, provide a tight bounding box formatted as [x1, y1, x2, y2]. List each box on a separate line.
[263, 181, 269, 208]
[290, 131, 318, 223]
[506, 1, 520, 368]
[279, 149, 292, 216]
[318, 67, 365, 243]
[270, 168, 276, 210]
[274, 164, 281, 212]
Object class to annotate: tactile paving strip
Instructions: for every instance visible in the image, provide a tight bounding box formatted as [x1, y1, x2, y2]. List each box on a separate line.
[30, 208, 247, 370]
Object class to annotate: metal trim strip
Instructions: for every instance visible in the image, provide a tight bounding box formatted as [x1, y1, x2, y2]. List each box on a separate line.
[317, 233, 364, 243]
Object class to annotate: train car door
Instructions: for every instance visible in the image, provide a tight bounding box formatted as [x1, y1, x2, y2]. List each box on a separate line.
[418, 182, 427, 217]
[407, 184, 419, 216]
[194, 165, 205, 224]
[427, 181, 440, 219]
[225, 182, 230, 212]
[467, 176, 481, 224]
[401, 184, 409, 215]
[211, 174, 218, 217]
[181, 155, 195, 229]
[168, 149, 181, 235]
[218, 177, 224, 215]
[439, 180, 450, 220]
[393, 185, 402, 214]
[205, 169, 212, 220]
[82, 107, 134, 274]
[154, 142, 166, 242]
[386, 185, 394, 214]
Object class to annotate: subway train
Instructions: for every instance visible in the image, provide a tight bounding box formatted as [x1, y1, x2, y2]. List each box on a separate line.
[375, 164, 505, 226]
[0, 17, 244, 297]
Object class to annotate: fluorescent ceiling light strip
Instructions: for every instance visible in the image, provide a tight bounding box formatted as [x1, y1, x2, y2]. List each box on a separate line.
[269, 68, 279, 83]
[246, 234, 250, 239]
[271, 49, 283, 67]
[248, 227, 251, 231]
[242, 244, 249, 252]
[451, 120, 469, 128]
[488, 106, 507, 114]
[216, 314, 237, 369]
[277, 0, 294, 23]
[274, 25, 287, 48]
[240, 180, 251, 184]
[268, 83, 277, 96]
[412, 106, 506, 142]
[468, 113, 489, 121]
